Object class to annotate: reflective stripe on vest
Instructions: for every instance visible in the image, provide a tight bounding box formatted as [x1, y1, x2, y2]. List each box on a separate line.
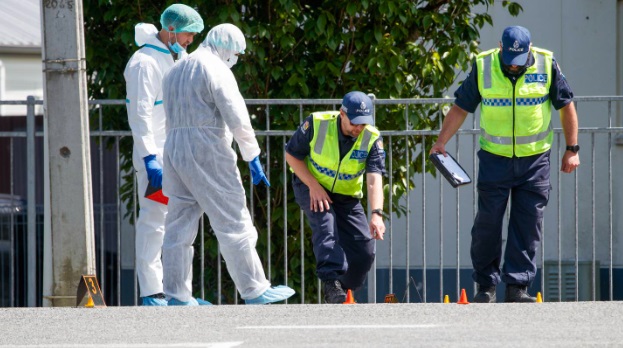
[477, 47, 554, 158]
[482, 52, 547, 91]
[481, 122, 552, 145]
[313, 120, 373, 164]
[314, 120, 329, 155]
[304, 111, 379, 198]
[308, 157, 367, 180]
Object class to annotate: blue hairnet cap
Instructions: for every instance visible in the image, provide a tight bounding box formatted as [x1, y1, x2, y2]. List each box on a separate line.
[160, 4, 204, 33]
[202, 23, 246, 54]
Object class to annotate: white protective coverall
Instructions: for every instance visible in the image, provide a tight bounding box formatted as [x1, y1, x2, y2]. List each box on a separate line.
[124, 23, 186, 297]
[161, 24, 271, 301]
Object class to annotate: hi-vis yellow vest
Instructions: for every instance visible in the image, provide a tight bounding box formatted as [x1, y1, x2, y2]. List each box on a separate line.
[304, 111, 379, 198]
[477, 46, 554, 158]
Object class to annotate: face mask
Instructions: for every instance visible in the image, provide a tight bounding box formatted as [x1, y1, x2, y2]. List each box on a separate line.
[224, 54, 238, 68]
[168, 32, 185, 54]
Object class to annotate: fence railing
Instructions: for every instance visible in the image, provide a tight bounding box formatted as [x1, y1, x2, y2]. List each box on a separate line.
[0, 96, 622, 306]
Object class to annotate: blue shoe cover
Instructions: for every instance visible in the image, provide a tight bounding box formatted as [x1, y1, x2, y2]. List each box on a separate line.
[168, 297, 213, 306]
[168, 297, 199, 306]
[196, 298, 213, 306]
[142, 296, 168, 306]
[245, 285, 295, 305]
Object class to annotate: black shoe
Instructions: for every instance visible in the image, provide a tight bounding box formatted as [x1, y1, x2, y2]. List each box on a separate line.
[323, 280, 347, 304]
[504, 284, 536, 303]
[473, 284, 496, 303]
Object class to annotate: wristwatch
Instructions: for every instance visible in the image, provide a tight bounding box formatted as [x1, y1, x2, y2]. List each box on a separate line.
[371, 209, 384, 218]
[565, 144, 580, 153]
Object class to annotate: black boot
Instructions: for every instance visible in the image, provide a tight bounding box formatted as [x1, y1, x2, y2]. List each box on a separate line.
[473, 284, 496, 303]
[504, 284, 536, 303]
[323, 279, 347, 304]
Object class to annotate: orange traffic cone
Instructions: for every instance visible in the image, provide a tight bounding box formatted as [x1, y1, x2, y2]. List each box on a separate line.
[457, 288, 469, 304]
[384, 294, 398, 303]
[343, 290, 356, 304]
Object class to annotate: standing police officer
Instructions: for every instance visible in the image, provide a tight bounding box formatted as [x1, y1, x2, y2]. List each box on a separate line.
[285, 91, 387, 304]
[430, 26, 580, 303]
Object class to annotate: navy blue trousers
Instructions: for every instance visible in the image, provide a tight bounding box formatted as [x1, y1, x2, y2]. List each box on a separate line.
[471, 149, 551, 287]
[292, 175, 375, 291]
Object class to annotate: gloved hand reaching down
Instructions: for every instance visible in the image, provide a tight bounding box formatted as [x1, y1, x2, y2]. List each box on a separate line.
[249, 156, 270, 187]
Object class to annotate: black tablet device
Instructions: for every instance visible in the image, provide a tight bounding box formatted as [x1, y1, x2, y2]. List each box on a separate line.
[429, 152, 472, 188]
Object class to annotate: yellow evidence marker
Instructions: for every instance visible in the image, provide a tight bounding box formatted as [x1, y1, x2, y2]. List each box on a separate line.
[76, 275, 106, 308]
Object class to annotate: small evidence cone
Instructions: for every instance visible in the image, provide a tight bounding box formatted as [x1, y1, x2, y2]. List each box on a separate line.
[457, 288, 469, 304]
[536, 292, 543, 303]
[444, 295, 450, 303]
[343, 289, 356, 304]
[85, 296, 95, 308]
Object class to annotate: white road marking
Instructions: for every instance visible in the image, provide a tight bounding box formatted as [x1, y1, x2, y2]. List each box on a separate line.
[240, 324, 438, 329]
[1, 343, 243, 348]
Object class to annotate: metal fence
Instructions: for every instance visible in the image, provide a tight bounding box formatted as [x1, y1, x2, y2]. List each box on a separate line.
[0, 96, 621, 306]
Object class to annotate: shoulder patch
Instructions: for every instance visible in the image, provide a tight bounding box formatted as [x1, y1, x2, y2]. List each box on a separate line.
[301, 120, 310, 134]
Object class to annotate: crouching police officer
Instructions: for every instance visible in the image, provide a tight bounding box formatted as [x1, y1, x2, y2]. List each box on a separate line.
[285, 91, 387, 304]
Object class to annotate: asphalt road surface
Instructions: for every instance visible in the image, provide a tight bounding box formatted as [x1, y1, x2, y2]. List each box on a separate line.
[0, 302, 622, 347]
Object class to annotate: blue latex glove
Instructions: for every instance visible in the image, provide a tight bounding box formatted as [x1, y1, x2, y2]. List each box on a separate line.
[143, 154, 163, 188]
[249, 155, 270, 187]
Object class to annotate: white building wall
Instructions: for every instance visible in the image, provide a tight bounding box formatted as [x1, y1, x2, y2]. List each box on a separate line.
[0, 53, 43, 116]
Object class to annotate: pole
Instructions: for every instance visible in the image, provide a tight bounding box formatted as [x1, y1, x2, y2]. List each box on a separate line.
[40, 0, 96, 307]
[26, 96, 36, 306]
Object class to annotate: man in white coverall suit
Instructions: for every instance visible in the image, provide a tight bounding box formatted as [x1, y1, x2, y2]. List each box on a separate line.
[161, 23, 295, 305]
[124, 4, 205, 306]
